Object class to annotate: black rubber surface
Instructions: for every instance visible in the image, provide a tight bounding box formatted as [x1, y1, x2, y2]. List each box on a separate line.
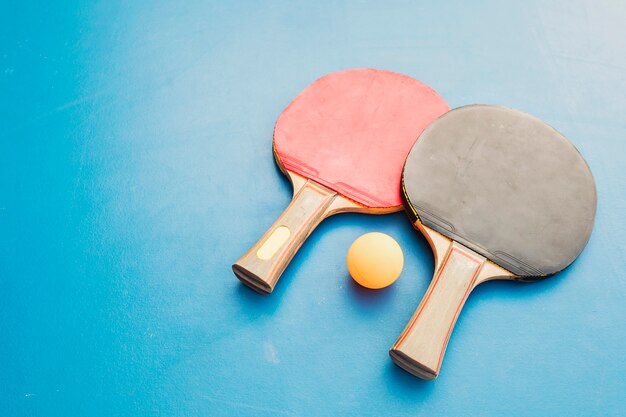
[402, 105, 597, 277]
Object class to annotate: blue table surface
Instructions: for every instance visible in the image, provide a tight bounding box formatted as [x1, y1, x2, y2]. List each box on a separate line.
[2, 1, 625, 416]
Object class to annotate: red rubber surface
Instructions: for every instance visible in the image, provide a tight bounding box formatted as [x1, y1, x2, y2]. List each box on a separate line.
[274, 68, 449, 208]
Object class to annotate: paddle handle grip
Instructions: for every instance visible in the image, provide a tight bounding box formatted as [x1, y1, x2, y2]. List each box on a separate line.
[232, 180, 337, 294]
[390, 242, 485, 379]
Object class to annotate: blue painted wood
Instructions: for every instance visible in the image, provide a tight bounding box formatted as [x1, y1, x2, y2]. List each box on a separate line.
[1, 1, 624, 415]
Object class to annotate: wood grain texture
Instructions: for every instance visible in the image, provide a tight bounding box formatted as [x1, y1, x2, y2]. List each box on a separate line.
[390, 225, 513, 379]
[233, 172, 366, 294]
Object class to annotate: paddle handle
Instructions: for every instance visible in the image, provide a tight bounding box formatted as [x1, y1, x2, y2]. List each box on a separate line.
[233, 180, 337, 294]
[390, 242, 486, 379]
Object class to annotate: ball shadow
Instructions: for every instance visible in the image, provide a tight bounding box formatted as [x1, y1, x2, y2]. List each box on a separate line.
[383, 361, 437, 397]
[344, 274, 397, 317]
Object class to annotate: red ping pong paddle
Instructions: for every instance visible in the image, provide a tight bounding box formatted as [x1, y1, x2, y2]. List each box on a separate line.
[233, 69, 449, 294]
[391, 105, 597, 379]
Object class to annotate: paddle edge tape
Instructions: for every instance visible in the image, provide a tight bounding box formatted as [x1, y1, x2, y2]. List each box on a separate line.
[400, 104, 598, 280]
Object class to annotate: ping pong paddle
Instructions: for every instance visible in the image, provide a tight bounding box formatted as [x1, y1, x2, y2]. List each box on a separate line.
[232, 69, 449, 294]
[390, 105, 596, 379]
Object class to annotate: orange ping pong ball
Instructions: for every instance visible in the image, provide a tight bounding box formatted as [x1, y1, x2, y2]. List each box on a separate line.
[347, 232, 404, 289]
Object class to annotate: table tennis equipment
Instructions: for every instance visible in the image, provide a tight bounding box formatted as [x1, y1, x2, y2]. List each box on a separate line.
[232, 69, 449, 294]
[347, 232, 404, 289]
[390, 105, 597, 379]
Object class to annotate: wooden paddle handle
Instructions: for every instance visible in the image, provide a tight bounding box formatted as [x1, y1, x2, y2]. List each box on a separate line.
[389, 242, 486, 379]
[232, 180, 337, 294]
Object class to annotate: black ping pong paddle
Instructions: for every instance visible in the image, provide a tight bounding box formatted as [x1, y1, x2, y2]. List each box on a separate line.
[391, 105, 597, 379]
